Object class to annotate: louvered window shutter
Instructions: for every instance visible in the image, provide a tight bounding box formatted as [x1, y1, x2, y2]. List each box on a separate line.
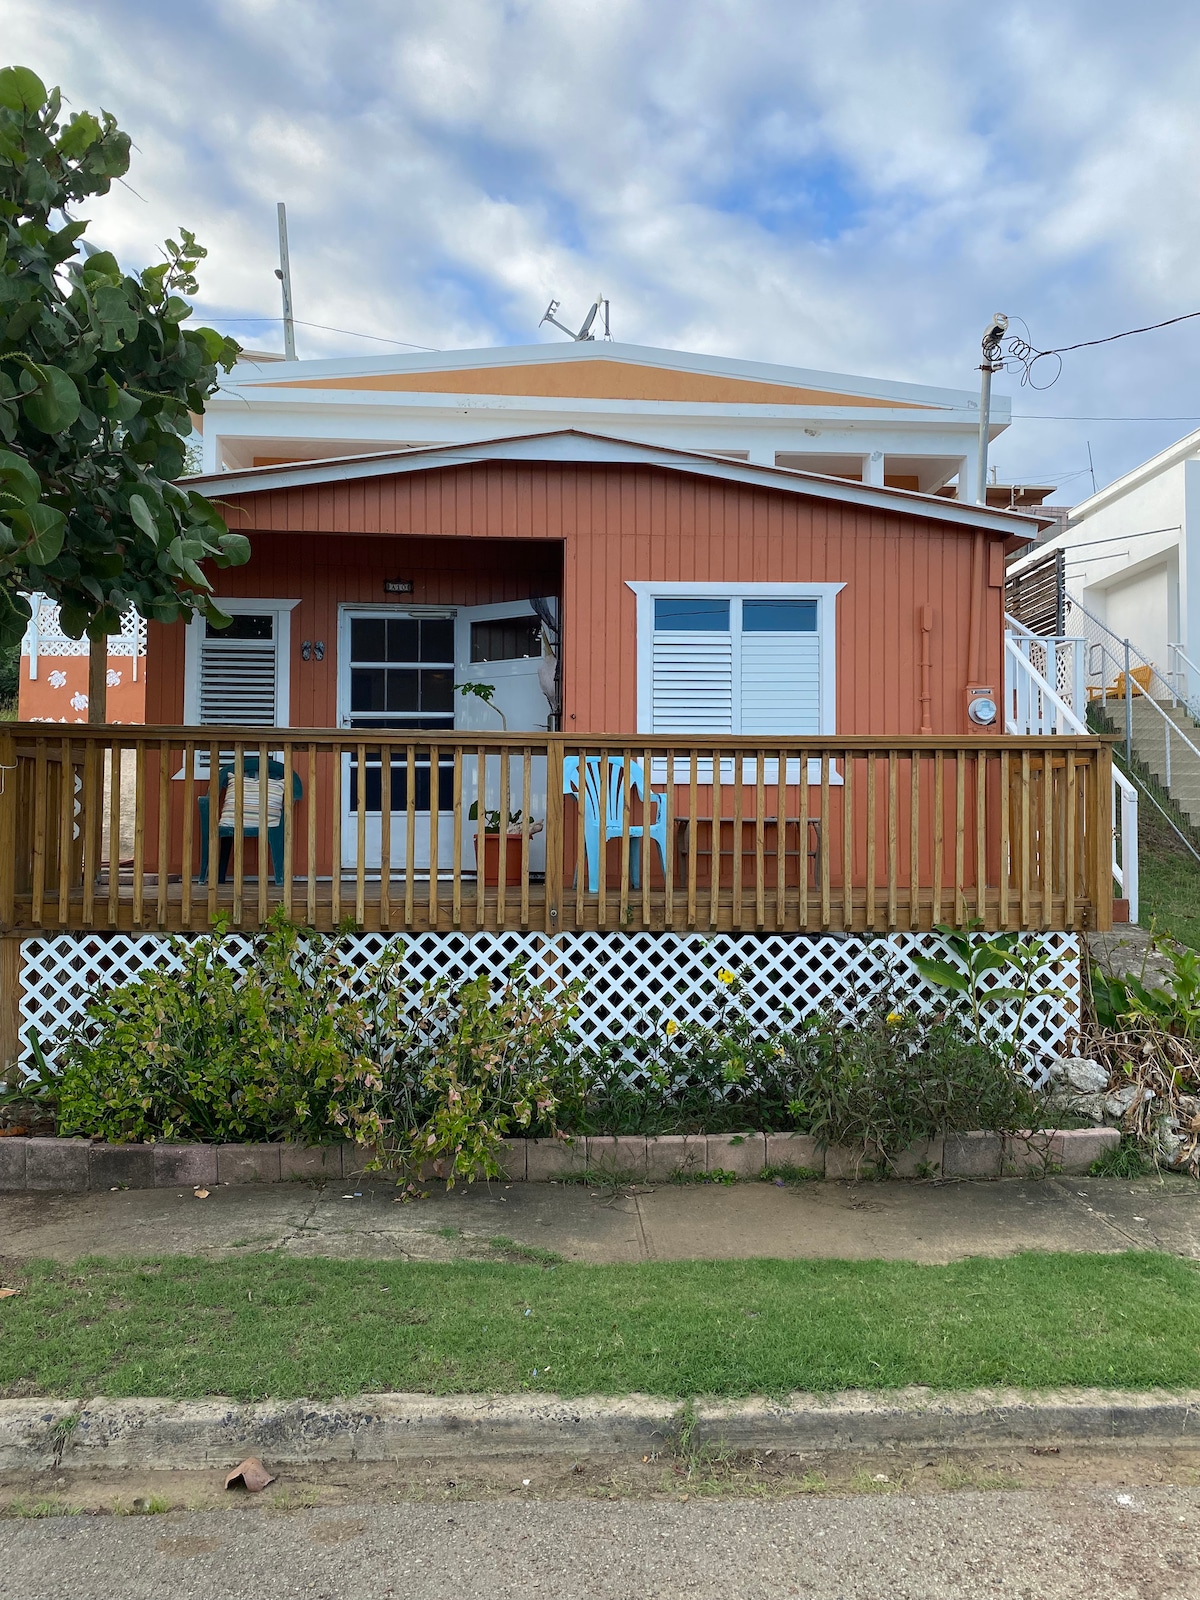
[198, 622, 279, 726]
[651, 632, 734, 733]
[740, 633, 820, 736]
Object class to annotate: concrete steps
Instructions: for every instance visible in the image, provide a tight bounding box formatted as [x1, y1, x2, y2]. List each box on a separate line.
[1112, 698, 1200, 828]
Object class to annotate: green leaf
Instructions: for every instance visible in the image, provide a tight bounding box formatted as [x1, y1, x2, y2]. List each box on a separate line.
[18, 503, 66, 566]
[128, 493, 161, 541]
[910, 957, 968, 994]
[0, 65, 47, 113]
[217, 531, 250, 565]
[0, 585, 32, 650]
[55, 110, 103, 161]
[0, 449, 40, 508]
[22, 366, 81, 434]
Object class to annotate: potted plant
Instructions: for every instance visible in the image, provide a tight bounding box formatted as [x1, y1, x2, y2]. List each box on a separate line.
[469, 803, 544, 885]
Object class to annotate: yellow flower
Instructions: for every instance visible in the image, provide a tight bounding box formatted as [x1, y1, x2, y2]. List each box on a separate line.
[718, 969, 736, 985]
[886, 1010, 905, 1026]
[665, 1019, 679, 1036]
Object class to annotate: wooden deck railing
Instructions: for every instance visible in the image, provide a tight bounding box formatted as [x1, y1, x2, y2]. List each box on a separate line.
[0, 727, 1113, 935]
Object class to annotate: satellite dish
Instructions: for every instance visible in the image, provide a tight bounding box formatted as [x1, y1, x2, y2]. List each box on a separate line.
[539, 293, 610, 341]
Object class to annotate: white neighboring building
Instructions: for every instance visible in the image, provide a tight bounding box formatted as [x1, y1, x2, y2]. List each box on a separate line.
[1010, 429, 1200, 685]
[198, 340, 1011, 502]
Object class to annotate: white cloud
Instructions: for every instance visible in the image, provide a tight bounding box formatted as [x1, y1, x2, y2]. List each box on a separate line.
[5, 0, 1200, 495]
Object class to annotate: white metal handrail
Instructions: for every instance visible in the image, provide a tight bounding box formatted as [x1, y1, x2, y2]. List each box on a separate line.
[1004, 635, 1139, 921]
[1168, 641, 1200, 721]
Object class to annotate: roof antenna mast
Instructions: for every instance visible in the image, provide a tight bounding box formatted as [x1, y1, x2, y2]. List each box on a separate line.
[275, 202, 297, 361]
[540, 292, 609, 341]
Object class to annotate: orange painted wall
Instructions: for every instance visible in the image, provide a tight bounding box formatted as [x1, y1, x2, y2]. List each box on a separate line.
[19, 652, 146, 724]
[147, 462, 1009, 737]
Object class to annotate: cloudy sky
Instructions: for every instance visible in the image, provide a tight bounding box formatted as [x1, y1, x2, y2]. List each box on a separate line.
[7, 0, 1200, 502]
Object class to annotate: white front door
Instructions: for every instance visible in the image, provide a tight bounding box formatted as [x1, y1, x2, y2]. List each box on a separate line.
[337, 601, 555, 874]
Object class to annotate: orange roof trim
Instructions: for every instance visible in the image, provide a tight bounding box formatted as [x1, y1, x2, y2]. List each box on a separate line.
[253, 358, 938, 410]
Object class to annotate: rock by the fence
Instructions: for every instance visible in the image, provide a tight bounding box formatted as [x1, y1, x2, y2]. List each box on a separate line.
[25, 1137, 90, 1192]
[706, 1132, 767, 1179]
[943, 1131, 1003, 1179]
[587, 1135, 649, 1181]
[525, 1137, 586, 1182]
[1104, 1084, 1150, 1121]
[888, 1136, 944, 1179]
[153, 1143, 218, 1189]
[0, 1137, 27, 1191]
[764, 1133, 824, 1177]
[216, 1145, 282, 1186]
[279, 1144, 341, 1183]
[645, 1134, 704, 1181]
[1046, 1087, 1107, 1125]
[1051, 1056, 1109, 1095]
[89, 1143, 155, 1191]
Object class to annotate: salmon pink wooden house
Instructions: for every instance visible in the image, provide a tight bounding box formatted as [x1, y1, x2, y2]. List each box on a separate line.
[0, 431, 1113, 1077]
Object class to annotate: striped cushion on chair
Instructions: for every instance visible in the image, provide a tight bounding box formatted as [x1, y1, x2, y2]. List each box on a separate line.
[218, 776, 285, 831]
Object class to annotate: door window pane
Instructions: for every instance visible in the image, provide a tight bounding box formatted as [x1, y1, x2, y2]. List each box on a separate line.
[384, 669, 419, 712]
[420, 667, 455, 713]
[419, 618, 455, 661]
[742, 599, 818, 632]
[654, 598, 730, 631]
[385, 618, 419, 663]
[350, 668, 388, 713]
[350, 617, 386, 661]
[471, 617, 542, 663]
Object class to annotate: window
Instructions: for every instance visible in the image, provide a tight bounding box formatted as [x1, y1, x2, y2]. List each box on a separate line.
[470, 616, 542, 663]
[347, 615, 455, 731]
[630, 583, 842, 737]
[184, 600, 298, 727]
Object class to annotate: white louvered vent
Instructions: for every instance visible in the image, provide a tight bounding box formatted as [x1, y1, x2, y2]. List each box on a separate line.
[651, 632, 734, 733]
[198, 633, 278, 726]
[741, 633, 820, 737]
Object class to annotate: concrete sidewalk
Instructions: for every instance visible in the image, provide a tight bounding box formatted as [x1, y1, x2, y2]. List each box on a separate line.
[2, 1171, 1199, 1266]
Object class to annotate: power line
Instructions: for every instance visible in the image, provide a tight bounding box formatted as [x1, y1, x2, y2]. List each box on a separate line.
[202, 315, 440, 353]
[1014, 413, 1200, 422]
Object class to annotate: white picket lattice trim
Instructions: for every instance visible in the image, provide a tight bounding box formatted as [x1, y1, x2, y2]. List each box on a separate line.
[22, 598, 147, 659]
[16, 929, 1079, 1090]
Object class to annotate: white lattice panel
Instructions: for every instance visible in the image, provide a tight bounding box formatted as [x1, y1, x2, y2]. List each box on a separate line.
[17, 930, 1079, 1089]
[22, 599, 146, 659]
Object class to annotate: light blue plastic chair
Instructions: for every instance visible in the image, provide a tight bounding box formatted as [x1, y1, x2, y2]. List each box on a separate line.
[562, 755, 669, 891]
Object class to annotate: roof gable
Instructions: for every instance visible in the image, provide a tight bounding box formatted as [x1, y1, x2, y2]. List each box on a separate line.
[187, 428, 1039, 539]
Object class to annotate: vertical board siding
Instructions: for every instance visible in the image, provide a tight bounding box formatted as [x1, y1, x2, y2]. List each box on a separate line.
[148, 463, 1010, 740]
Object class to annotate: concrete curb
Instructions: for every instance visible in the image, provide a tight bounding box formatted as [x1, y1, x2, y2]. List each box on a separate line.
[0, 1127, 1121, 1193]
[3, 1387, 1198, 1472]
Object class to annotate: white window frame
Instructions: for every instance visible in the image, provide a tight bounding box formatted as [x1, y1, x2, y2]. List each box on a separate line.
[183, 598, 300, 728]
[627, 581, 843, 734]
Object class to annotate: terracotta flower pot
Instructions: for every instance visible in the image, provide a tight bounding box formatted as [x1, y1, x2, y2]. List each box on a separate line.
[475, 831, 527, 886]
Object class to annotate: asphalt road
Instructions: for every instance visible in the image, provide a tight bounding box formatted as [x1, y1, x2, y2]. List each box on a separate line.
[2, 1486, 1197, 1600]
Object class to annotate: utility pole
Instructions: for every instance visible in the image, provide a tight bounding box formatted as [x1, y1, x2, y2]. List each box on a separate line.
[275, 202, 297, 361]
[975, 313, 1008, 505]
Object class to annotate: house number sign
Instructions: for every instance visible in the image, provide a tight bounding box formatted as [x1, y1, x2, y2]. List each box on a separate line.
[383, 579, 414, 593]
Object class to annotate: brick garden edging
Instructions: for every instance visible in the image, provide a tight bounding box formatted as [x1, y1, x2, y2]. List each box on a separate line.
[0, 1127, 1120, 1193]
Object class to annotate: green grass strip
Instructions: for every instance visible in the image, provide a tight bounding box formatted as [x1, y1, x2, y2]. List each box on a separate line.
[1, 1252, 1198, 1402]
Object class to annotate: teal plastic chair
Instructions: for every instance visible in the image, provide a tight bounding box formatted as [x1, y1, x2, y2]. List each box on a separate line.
[197, 755, 302, 886]
[562, 755, 668, 891]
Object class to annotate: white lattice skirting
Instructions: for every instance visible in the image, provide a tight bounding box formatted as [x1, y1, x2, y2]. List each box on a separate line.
[17, 930, 1080, 1089]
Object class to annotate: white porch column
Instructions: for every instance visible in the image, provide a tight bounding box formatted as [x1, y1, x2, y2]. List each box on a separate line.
[955, 455, 977, 503]
[862, 450, 885, 488]
[1182, 460, 1200, 662]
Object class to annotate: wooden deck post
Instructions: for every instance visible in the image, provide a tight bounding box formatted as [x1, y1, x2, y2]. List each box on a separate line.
[0, 936, 21, 1086]
[544, 737, 564, 936]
